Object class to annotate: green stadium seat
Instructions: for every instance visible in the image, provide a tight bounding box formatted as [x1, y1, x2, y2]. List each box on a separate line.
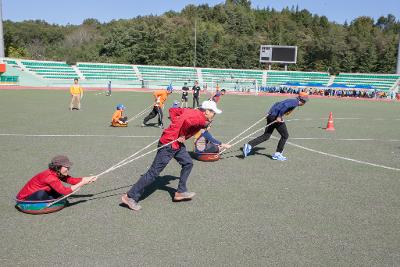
[333, 73, 400, 91]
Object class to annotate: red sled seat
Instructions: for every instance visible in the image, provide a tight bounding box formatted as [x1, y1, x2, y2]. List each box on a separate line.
[192, 152, 220, 162]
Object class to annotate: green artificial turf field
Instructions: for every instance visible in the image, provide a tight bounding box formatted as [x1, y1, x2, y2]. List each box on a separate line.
[0, 89, 399, 266]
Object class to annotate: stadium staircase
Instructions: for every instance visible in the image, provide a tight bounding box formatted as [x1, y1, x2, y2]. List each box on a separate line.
[133, 65, 142, 80]
[72, 65, 85, 80]
[262, 71, 267, 87]
[327, 75, 335, 86]
[196, 68, 203, 85]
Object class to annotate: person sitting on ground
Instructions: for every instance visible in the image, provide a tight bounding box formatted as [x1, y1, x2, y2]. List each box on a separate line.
[194, 124, 231, 154]
[16, 155, 97, 201]
[111, 104, 128, 126]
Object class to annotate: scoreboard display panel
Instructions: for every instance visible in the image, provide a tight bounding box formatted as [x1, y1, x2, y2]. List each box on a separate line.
[260, 45, 297, 64]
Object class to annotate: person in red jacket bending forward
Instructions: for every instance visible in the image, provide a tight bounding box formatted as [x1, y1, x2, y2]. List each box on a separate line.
[16, 155, 97, 201]
[121, 100, 223, 211]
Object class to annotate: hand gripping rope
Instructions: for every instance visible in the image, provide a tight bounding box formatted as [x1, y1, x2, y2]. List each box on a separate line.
[46, 138, 178, 207]
[127, 104, 153, 123]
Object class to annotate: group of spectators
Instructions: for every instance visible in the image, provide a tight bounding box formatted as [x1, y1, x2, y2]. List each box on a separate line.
[259, 86, 396, 99]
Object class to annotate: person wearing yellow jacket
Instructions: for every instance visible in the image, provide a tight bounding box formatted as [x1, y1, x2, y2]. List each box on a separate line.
[69, 78, 83, 111]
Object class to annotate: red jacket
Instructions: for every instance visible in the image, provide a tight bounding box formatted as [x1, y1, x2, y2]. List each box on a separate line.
[160, 108, 207, 149]
[16, 169, 82, 200]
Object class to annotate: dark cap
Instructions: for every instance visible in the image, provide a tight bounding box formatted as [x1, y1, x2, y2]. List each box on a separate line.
[51, 155, 73, 168]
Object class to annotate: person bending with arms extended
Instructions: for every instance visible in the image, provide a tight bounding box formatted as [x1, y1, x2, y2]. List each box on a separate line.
[122, 101, 222, 211]
[210, 89, 226, 103]
[16, 155, 97, 201]
[142, 86, 172, 129]
[243, 92, 309, 161]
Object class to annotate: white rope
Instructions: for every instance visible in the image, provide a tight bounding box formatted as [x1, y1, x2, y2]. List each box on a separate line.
[103, 139, 159, 174]
[127, 104, 153, 123]
[218, 117, 266, 155]
[226, 117, 265, 145]
[47, 139, 178, 207]
[219, 120, 278, 155]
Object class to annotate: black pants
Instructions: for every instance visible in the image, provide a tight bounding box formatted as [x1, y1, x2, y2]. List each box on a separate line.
[143, 106, 163, 126]
[127, 143, 193, 202]
[26, 190, 62, 201]
[248, 115, 289, 153]
[120, 116, 128, 123]
[193, 96, 200, 108]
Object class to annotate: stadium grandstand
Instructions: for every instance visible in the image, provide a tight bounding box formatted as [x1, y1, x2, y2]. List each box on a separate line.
[1, 57, 399, 96]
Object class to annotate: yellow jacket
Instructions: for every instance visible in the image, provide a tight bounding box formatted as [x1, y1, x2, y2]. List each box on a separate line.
[70, 85, 83, 95]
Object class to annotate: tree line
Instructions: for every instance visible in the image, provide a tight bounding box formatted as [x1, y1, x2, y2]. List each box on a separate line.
[4, 0, 400, 74]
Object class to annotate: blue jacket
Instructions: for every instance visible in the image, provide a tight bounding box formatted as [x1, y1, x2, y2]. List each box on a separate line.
[201, 131, 221, 145]
[268, 98, 299, 117]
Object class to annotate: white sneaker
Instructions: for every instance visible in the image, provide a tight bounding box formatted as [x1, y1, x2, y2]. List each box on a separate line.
[243, 143, 252, 158]
[272, 152, 287, 161]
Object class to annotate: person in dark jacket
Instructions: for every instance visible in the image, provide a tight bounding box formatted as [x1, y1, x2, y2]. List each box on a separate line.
[243, 92, 309, 161]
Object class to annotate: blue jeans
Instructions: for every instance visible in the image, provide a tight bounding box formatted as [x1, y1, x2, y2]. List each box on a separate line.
[26, 190, 61, 201]
[127, 143, 193, 202]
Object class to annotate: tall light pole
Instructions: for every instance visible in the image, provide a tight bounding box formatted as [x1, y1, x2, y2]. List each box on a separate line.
[193, 19, 197, 68]
[397, 34, 400, 74]
[0, 0, 4, 58]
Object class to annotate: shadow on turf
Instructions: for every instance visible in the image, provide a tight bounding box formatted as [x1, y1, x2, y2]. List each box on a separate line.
[220, 147, 268, 159]
[67, 175, 182, 208]
[139, 122, 161, 128]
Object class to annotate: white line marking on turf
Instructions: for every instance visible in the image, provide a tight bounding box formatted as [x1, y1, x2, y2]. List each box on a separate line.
[289, 137, 400, 142]
[283, 139, 400, 171]
[0, 134, 158, 138]
[2, 134, 399, 143]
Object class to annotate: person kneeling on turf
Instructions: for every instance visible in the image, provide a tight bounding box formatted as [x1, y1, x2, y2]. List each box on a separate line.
[243, 92, 309, 161]
[111, 104, 128, 126]
[16, 155, 97, 201]
[121, 100, 223, 211]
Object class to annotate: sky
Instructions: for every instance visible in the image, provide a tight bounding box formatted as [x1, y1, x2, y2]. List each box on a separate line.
[3, 0, 400, 25]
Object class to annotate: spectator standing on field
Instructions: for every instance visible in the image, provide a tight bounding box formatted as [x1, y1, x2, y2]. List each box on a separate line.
[181, 82, 190, 108]
[69, 78, 83, 111]
[106, 80, 112, 96]
[192, 81, 201, 108]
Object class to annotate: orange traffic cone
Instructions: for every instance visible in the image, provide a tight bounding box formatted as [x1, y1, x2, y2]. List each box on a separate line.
[326, 112, 335, 131]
